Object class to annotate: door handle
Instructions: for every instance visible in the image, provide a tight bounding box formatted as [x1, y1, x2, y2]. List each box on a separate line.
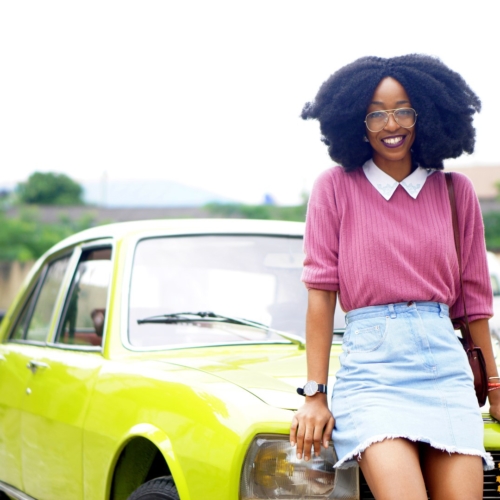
[26, 360, 49, 373]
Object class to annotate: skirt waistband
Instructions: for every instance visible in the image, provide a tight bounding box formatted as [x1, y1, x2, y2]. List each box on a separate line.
[345, 301, 449, 324]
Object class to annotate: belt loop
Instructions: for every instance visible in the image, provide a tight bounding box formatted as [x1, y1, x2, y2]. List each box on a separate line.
[439, 303, 445, 318]
[388, 304, 396, 319]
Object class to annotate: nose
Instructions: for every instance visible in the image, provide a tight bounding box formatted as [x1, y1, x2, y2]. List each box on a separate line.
[383, 112, 399, 132]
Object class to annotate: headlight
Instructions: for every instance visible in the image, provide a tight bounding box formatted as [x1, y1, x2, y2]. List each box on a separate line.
[240, 434, 359, 499]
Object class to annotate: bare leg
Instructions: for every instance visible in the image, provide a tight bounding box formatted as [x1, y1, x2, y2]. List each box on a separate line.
[420, 445, 483, 500]
[358, 438, 428, 500]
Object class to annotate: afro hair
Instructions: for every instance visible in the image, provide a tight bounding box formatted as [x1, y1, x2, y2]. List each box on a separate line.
[302, 54, 481, 171]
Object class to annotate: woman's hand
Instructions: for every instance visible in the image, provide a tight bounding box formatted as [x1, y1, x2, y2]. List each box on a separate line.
[291, 289, 336, 460]
[488, 389, 500, 421]
[469, 319, 500, 420]
[290, 394, 335, 461]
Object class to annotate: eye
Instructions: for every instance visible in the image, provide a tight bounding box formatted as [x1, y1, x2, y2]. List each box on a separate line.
[396, 108, 414, 117]
[368, 111, 386, 119]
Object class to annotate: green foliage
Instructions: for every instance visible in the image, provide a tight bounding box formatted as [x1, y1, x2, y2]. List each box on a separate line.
[0, 207, 96, 261]
[204, 198, 308, 222]
[484, 211, 500, 251]
[16, 172, 84, 205]
[206, 200, 500, 252]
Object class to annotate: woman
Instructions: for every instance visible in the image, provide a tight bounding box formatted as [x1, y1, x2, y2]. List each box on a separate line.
[289, 54, 498, 500]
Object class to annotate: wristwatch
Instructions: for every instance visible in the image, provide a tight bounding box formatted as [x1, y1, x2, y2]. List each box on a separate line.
[297, 380, 328, 397]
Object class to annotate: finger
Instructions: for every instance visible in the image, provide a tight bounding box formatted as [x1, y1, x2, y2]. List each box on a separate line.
[303, 425, 314, 461]
[296, 423, 305, 459]
[290, 416, 298, 445]
[313, 424, 324, 457]
[323, 417, 335, 448]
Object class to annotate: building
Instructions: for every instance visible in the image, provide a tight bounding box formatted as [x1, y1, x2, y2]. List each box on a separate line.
[445, 164, 500, 198]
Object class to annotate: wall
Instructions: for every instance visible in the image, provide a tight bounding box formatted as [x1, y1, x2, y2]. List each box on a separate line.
[0, 261, 34, 313]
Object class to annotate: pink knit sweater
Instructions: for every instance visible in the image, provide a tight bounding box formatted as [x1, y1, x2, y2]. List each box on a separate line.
[302, 167, 493, 322]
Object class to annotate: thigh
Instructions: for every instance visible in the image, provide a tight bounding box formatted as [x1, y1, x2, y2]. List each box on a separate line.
[358, 438, 428, 500]
[420, 445, 483, 500]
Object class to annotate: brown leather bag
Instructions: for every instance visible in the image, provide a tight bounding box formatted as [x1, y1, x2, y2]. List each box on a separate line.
[445, 172, 488, 407]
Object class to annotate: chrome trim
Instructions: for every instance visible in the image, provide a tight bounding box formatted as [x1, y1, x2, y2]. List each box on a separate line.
[26, 360, 50, 373]
[98, 240, 115, 355]
[120, 339, 294, 353]
[0, 480, 36, 500]
[483, 415, 498, 423]
[45, 343, 102, 352]
[8, 339, 47, 347]
[120, 231, 305, 353]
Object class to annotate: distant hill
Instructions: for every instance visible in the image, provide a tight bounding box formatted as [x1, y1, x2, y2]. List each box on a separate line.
[82, 179, 236, 207]
[0, 179, 237, 207]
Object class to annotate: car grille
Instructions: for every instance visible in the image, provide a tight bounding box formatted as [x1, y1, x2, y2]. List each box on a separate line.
[485, 452, 500, 499]
[360, 451, 500, 499]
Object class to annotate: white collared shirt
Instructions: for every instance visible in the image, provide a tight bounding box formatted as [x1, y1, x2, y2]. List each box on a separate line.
[362, 159, 435, 200]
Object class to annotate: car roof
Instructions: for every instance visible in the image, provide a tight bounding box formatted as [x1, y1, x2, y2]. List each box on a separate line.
[47, 218, 306, 254]
[488, 251, 500, 275]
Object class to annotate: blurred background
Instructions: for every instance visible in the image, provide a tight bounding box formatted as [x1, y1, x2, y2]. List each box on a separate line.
[1, 0, 500, 313]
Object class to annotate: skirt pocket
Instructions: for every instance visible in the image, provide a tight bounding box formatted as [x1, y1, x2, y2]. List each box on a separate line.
[343, 317, 388, 353]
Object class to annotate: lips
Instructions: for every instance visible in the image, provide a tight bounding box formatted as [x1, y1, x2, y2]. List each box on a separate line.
[381, 135, 406, 149]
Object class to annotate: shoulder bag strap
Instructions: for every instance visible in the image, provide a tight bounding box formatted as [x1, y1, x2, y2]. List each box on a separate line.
[445, 172, 473, 349]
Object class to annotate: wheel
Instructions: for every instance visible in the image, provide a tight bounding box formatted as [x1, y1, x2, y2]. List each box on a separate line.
[127, 476, 179, 500]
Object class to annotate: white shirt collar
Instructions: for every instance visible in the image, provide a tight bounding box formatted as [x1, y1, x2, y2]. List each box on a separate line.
[362, 159, 434, 200]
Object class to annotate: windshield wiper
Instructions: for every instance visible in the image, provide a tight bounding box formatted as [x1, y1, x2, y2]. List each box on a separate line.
[137, 311, 305, 349]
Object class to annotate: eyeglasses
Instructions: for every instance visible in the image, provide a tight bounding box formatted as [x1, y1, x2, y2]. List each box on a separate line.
[365, 108, 417, 133]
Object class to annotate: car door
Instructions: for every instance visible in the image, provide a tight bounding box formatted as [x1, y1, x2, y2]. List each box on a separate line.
[0, 254, 73, 491]
[19, 243, 112, 500]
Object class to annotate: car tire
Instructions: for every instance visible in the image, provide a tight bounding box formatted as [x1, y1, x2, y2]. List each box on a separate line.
[127, 476, 179, 500]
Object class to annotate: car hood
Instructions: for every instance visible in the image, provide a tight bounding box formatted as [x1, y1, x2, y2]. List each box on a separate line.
[156, 344, 342, 410]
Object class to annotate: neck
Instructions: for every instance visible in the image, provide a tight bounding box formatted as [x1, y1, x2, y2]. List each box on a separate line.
[372, 154, 413, 182]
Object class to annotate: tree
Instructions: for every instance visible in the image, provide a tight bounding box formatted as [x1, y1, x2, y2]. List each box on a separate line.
[16, 172, 84, 205]
[0, 206, 96, 261]
[204, 192, 309, 222]
[484, 211, 500, 251]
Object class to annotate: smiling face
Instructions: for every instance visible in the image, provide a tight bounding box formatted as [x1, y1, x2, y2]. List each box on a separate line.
[366, 77, 416, 177]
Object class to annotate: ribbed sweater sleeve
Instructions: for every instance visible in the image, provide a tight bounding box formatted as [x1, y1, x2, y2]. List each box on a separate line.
[449, 172, 493, 322]
[302, 170, 340, 291]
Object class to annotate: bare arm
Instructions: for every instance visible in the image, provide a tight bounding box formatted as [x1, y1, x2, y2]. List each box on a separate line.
[469, 318, 500, 419]
[290, 289, 337, 460]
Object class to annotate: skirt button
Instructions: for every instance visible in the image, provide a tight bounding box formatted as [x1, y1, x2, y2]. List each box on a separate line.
[407, 301, 415, 306]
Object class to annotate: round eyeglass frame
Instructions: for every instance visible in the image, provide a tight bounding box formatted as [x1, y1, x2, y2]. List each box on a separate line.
[365, 107, 418, 133]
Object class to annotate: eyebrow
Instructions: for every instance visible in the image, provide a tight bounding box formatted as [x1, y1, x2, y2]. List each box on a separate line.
[371, 100, 410, 106]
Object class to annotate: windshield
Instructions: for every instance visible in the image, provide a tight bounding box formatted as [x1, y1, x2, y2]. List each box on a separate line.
[128, 234, 345, 348]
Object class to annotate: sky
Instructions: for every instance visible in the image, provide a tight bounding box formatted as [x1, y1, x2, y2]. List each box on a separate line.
[1, 1, 499, 205]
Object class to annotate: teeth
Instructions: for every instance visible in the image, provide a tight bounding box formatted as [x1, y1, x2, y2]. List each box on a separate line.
[383, 136, 403, 145]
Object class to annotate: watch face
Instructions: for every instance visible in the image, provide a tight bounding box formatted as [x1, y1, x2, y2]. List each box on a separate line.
[303, 380, 318, 397]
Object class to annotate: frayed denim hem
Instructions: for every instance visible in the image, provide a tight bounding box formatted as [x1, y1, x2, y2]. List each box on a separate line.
[334, 434, 494, 471]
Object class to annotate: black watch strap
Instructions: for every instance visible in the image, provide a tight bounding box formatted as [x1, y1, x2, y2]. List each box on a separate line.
[296, 383, 327, 397]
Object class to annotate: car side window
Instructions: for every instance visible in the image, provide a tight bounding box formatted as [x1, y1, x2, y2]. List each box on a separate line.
[10, 256, 71, 342]
[57, 248, 112, 347]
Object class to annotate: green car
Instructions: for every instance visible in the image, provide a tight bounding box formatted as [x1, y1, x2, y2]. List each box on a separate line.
[0, 219, 498, 500]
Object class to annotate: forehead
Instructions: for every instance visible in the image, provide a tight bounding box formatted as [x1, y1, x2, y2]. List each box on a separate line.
[370, 77, 411, 105]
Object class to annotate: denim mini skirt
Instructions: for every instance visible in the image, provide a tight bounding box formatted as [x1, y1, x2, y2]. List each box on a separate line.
[332, 301, 493, 470]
